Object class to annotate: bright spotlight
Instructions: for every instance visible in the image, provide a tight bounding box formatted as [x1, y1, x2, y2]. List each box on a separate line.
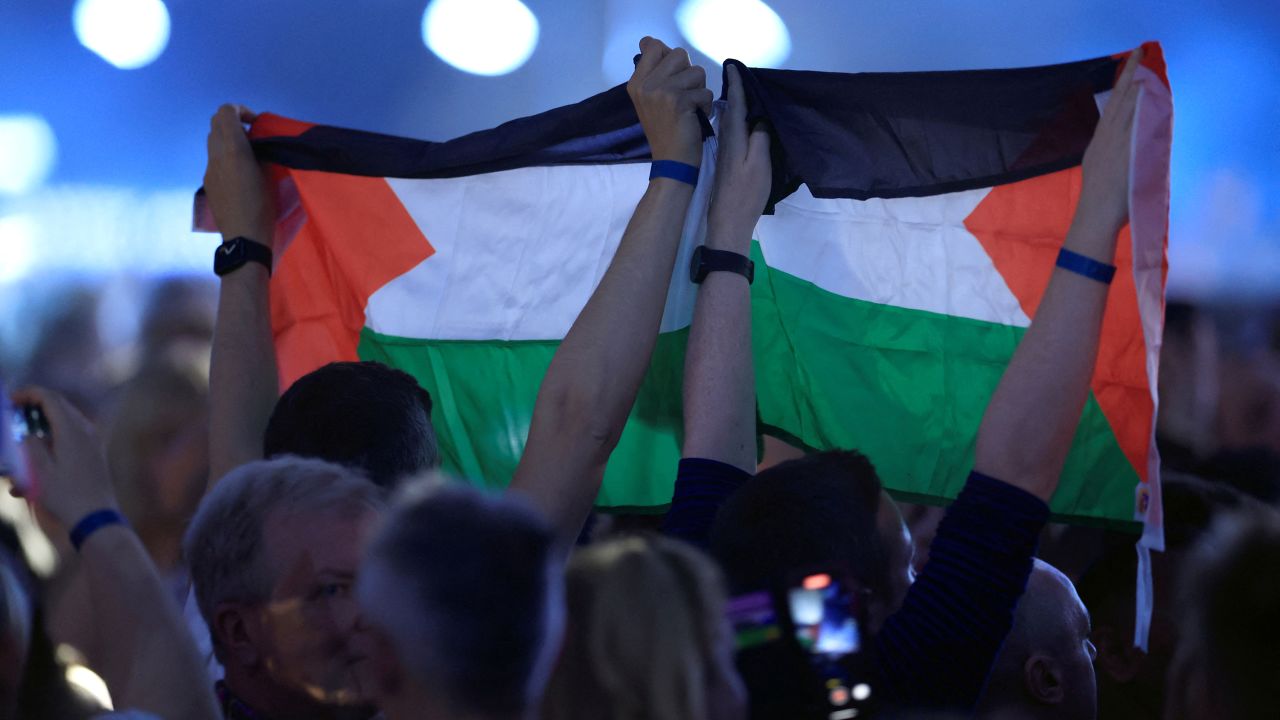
[0, 115, 57, 196]
[422, 0, 540, 77]
[73, 0, 171, 70]
[675, 0, 791, 67]
[0, 215, 38, 284]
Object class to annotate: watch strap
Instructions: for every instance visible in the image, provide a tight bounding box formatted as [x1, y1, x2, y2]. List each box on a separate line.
[691, 246, 754, 284]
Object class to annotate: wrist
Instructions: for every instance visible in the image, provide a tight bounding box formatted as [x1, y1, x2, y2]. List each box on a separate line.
[703, 226, 753, 253]
[707, 209, 757, 246]
[1065, 206, 1121, 260]
[649, 142, 702, 169]
[68, 507, 128, 552]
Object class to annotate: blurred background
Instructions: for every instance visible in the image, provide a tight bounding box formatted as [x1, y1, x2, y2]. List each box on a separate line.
[1, 0, 1279, 459]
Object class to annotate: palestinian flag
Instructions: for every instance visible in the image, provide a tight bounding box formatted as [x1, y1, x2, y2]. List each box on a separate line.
[195, 43, 1171, 533]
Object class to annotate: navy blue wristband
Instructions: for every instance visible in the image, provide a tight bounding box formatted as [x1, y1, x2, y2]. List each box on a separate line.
[650, 160, 699, 187]
[69, 509, 128, 552]
[1056, 247, 1116, 284]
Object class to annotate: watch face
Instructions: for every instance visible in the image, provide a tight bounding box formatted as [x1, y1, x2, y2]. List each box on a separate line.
[690, 245, 704, 284]
[214, 239, 246, 275]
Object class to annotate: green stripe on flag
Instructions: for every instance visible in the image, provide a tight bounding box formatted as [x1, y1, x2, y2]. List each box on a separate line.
[359, 240, 1138, 527]
[358, 327, 688, 511]
[750, 242, 1139, 527]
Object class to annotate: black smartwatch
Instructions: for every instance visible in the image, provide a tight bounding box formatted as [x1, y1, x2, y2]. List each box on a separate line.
[214, 236, 273, 277]
[690, 245, 754, 284]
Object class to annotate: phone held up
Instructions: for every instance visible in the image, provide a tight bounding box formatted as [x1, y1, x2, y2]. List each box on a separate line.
[0, 380, 50, 495]
[727, 567, 875, 719]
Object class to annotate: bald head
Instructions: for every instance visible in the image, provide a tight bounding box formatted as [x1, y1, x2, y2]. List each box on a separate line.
[977, 560, 1097, 720]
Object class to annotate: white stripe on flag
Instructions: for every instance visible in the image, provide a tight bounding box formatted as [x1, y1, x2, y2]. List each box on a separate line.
[369, 135, 718, 342]
[756, 185, 1031, 327]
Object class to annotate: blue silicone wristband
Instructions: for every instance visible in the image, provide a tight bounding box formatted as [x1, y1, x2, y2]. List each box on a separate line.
[69, 509, 128, 552]
[650, 160, 699, 187]
[1056, 248, 1116, 284]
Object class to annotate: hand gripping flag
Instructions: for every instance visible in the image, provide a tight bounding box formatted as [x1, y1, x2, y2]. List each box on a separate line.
[195, 45, 1171, 543]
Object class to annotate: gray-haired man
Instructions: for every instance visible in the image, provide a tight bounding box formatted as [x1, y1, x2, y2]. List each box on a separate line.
[184, 456, 384, 720]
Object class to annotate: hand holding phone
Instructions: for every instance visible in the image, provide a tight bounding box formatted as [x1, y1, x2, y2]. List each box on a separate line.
[0, 384, 33, 494]
[6, 387, 118, 528]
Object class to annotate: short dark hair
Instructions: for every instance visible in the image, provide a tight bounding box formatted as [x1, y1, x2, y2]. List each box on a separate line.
[359, 478, 561, 718]
[710, 450, 888, 597]
[263, 361, 438, 488]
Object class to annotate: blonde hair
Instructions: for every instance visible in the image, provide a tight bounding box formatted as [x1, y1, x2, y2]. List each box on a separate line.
[543, 534, 737, 720]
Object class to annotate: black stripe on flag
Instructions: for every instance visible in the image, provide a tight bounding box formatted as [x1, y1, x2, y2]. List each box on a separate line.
[251, 84, 650, 179]
[727, 55, 1121, 206]
[248, 53, 1120, 209]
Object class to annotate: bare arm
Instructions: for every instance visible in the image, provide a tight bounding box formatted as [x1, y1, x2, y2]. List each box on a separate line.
[204, 105, 279, 484]
[13, 388, 220, 720]
[681, 64, 771, 472]
[973, 48, 1145, 501]
[509, 37, 713, 548]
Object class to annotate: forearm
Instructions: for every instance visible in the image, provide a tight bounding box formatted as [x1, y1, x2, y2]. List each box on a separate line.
[80, 525, 220, 720]
[876, 472, 1049, 708]
[973, 212, 1117, 500]
[511, 178, 695, 541]
[682, 218, 756, 471]
[208, 263, 278, 484]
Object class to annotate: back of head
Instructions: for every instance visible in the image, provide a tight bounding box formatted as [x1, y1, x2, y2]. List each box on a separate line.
[106, 351, 210, 530]
[543, 534, 739, 720]
[977, 560, 1095, 720]
[183, 455, 384, 655]
[710, 450, 887, 598]
[263, 361, 438, 488]
[1170, 507, 1280, 720]
[359, 477, 561, 719]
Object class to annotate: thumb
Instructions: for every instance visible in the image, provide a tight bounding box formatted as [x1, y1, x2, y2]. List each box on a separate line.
[746, 123, 772, 165]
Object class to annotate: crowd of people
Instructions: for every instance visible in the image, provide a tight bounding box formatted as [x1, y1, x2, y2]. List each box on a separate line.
[1, 37, 1278, 720]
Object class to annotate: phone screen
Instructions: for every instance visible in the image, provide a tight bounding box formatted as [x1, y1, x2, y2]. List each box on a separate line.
[0, 390, 28, 490]
[787, 573, 860, 657]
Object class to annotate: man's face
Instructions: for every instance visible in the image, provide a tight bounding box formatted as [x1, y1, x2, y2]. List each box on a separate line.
[1046, 567, 1098, 720]
[253, 505, 380, 706]
[871, 492, 915, 631]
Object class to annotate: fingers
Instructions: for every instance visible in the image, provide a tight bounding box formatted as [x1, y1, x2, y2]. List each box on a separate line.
[747, 124, 772, 164]
[725, 64, 746, 121]
[653, 46, 693, 80]
[673, 64, 706, 91]
[718, 64, 748, 150]
[633, 36, 672, 80]
[1110, 47, 1145, 115]
[690, 87, 714, 118]
[1116, 45, 1145, 93]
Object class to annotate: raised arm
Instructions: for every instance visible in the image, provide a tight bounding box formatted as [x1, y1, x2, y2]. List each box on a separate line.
[12, 387, 220, 720]
[681, 64, 771, 472]
[973, 48, 1145, 500]
[204, 104, 279, 484]
[509, 37, 712, 548]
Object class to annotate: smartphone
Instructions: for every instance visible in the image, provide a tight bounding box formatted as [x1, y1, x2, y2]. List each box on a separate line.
[788, 572, 861, 657]
[728, 569, 874, 719]
[0, 385, 47, 494]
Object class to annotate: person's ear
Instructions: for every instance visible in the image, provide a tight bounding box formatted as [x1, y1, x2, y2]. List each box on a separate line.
[1093, 624, 1145, 683]
[213, 602, 263, 668]
[1024, 653, 1065, 704]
